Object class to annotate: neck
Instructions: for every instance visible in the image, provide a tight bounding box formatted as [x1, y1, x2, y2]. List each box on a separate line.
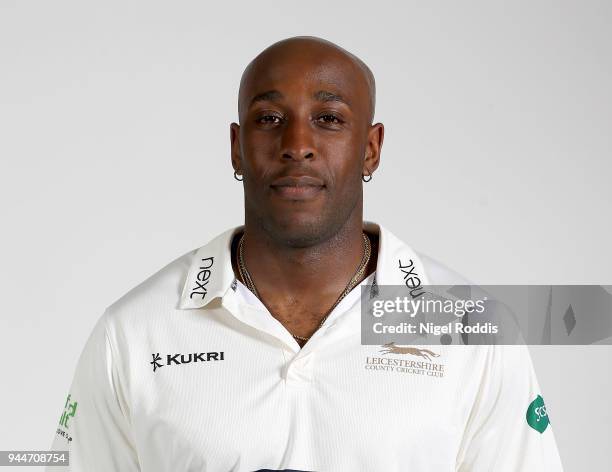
[237, 214, 376, 309]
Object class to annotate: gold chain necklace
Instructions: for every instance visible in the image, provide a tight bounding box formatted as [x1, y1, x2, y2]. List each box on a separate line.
[236, 232, 372, 343]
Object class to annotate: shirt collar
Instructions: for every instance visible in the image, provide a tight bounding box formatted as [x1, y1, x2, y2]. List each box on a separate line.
[177, 221, 430, 310]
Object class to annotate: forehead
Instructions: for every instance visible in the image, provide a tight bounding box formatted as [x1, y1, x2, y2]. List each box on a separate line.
[239, 47, 369, 114]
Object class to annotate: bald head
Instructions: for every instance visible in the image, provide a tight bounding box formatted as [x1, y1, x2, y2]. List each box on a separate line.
[238, 36, 376, 124]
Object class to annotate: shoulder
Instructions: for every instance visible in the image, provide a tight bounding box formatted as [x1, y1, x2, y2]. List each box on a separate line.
[103, 246, 198, 328]
[100, 225, 239, 332]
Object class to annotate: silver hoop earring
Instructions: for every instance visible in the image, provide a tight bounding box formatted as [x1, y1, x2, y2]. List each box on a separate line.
[234, 171, 243, 181]
[362, 171, 373, 182]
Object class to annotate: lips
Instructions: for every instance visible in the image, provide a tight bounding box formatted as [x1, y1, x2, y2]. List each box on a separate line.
[270, 175, 325, 200]
[270, 175, 325, 187]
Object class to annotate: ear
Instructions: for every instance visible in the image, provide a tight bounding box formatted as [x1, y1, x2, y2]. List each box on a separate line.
[230, 122, 242, 174]
[363, 122, 384, 177]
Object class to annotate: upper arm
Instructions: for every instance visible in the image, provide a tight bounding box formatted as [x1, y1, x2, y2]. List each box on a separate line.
[456, 344, 563, 471]
[47, 311, 140, 471]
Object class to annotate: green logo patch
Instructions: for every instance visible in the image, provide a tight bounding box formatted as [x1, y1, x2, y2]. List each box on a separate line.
[526, 395, 549, 433]
[59, 394, 78, 429]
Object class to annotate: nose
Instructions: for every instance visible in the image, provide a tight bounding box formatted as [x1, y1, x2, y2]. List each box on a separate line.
[280, 118, 315, 161]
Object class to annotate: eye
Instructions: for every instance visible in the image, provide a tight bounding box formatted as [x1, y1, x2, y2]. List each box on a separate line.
[256, 115, 283, 125]
[317, 114, 343, 125]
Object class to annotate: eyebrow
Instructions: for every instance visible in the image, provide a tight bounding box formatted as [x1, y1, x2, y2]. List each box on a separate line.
[248, 89, 351, 108]
[249, 90, 283, 107]
[313, 90, 351, 107]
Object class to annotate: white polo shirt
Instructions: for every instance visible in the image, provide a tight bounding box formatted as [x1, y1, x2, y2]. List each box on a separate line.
[48, 222, 564, 471]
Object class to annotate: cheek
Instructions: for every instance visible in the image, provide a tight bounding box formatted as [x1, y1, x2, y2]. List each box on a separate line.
[242, 138, 276, 178]
[320, 131, 365, 163]
[323, 146, 365, 187]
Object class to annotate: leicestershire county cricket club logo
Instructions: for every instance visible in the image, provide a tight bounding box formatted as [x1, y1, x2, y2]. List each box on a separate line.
[379, 342, 440, 361]
[364, 343, 445, 378]
[526, 395, 550, 433]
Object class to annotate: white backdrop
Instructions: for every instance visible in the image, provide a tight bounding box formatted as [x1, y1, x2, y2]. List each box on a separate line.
[1, 1, 611, 470]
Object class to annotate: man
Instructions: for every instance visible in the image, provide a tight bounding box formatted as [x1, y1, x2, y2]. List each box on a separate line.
[48, 36, 563, 471]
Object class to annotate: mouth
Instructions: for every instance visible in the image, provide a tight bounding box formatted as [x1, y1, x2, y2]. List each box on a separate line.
[270, 175, 326, 201]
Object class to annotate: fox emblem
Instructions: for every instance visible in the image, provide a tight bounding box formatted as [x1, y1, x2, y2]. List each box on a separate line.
[379, 342, 440, 361]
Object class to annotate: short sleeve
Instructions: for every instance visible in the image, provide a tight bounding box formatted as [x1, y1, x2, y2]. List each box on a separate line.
[46, 311, 140, 471]
[456, 344, 564, 471]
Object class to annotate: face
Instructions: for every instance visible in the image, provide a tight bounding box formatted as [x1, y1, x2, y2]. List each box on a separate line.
[231, 44, 382, 247]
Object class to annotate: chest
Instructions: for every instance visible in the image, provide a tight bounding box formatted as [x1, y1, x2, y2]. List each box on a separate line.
[128, 340, 476, 471]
